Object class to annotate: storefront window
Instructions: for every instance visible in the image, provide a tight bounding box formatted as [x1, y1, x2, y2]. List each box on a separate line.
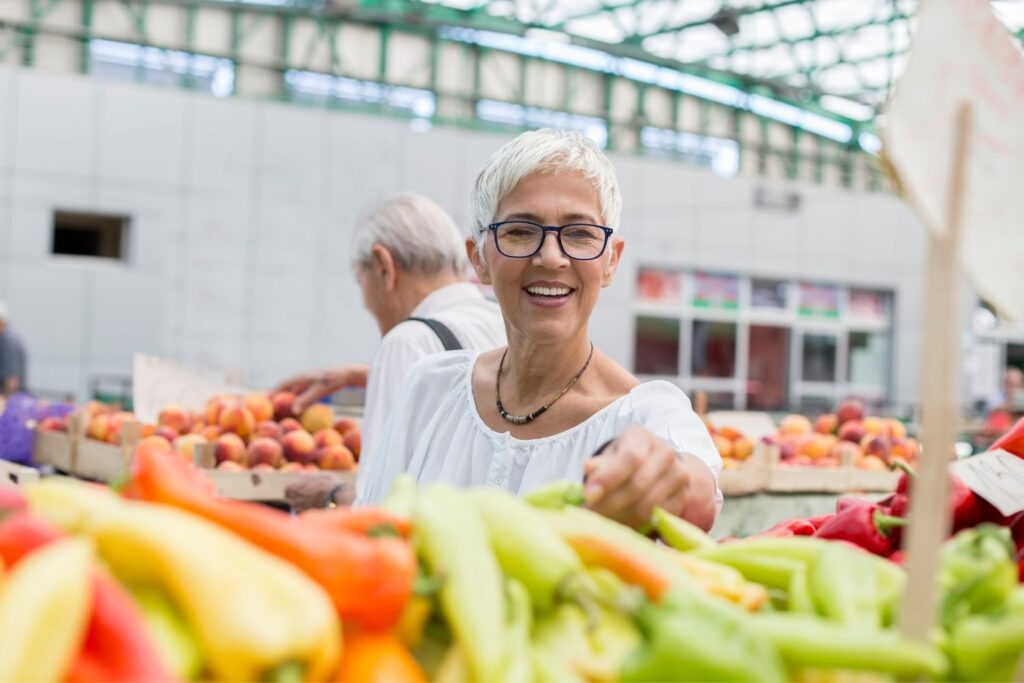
[748, 325, 790, 410]
[634, 316, 681, 375]
[848, 289, 890, 322]
[801, 333, 838, 382]
[637, 268, 683, 304]
[692, 320, 737, 378]
[798, 282, 840, 318]
[751, 279, 788, 310]
[848, 331, 890, 389]
[692, 272, 739, 310]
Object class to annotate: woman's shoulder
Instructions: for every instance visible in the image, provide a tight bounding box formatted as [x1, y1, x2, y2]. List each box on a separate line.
[405, 349, 477, 387]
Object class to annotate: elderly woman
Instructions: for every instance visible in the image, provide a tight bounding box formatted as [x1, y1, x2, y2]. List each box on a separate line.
[358, 129, 721, 529]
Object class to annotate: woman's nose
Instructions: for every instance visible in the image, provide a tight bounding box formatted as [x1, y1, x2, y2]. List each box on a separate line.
[533, 232, 568, 267]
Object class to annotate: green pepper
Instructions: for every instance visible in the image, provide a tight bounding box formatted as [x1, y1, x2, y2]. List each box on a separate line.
[620, 589, 787, 682]
[749, 613, 948, 679]
[939, 524, 1019, 629]
[467, 488, 584, 612]
[652, 507, 716, 552]
[807, 543, 905, 630]
[531, 603, 590, 682]
[946, 587, 1024, 682]
[500, 580, 532, 683]
[413, 486, 507, 682]
[523, 480, 586, 509]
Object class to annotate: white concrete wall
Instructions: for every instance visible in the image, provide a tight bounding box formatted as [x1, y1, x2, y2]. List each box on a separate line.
[0, 65, 932, 407]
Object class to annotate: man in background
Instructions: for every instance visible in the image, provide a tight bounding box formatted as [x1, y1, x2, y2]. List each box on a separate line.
[0, 301, 27, 396]
[279, 193, 505, 508]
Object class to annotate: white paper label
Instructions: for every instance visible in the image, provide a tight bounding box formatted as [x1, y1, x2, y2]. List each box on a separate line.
[949, 448, 1024, 517]
[132, 354, 250, 425]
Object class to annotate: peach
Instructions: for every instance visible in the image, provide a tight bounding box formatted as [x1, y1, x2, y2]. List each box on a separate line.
[731, 437, 753, 461]
[279, 418, 304, 434]
[799, 434, 836, 460]
[318, 444, 356, 471]
[814, 414, 839, 435]
[860, 434, 892, 462]
[838, 420, 867, 444]
[830, 441, 863, 466]
[891, 438, 920, 462]
[314, 428, 343, 449]
[138, 435, 173, 452]
[711, 434, 733, 458]
[217, 460, 245, 471]
[835, 399, 865, 426]
[886, 418, 907, 441]
[214, 433, 247, 466]
[200, 425, 222, 441]
[244, 392, 274, 423]
[252, 463, 275, 472]
[859, 454, 889, 471]
[343, 430, 361, 460]
[87, 414, 111, 442]
[84, 401, 110, 418]
[280, 461, 304, 473]
[219, 406, 255, 440]
[282, 430, 317, 464]
[301, 404, 334, 434]
[863, 416, 887, 437]
[248, 437, 284, 468]
[38, 416, 68, 432]
[717, 426, 744, 442]
[255, 421, 284, 441]
[272, 392, 297, 421]
[173, 434, 207, 461]
[779, 414, 813, 436]
[158, 405, 192, 434]
[205, 395, 237, 426]
[140, 423, 156, 438]
[333, 417, 359, 436]
[302, 464, 319, 471]
[154, 426, 181, 445]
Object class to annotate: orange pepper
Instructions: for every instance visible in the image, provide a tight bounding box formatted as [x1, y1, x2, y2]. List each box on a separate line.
[127, 446, 416, 631]
[334, 629, 426, 683]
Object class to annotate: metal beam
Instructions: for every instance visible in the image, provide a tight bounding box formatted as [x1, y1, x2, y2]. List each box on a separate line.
[641, 0, 813, 40]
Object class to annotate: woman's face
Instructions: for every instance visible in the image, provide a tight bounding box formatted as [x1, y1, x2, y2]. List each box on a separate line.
[471, 169, 624, 347]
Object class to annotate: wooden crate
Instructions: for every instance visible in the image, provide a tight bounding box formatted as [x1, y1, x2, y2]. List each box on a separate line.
[73, 421, 143, 483]
[33, 428, 76, 471]
[0, 459, 40, 488]
[192, 443, 355, 502]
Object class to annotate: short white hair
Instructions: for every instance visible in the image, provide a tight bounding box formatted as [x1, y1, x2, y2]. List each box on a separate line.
[471, 129, 622, 240]
[353, 193, 467, 275]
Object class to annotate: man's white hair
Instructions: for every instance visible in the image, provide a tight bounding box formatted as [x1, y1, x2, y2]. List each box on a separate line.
[470, 129, 622, 245]
[353, 193, 467, 275]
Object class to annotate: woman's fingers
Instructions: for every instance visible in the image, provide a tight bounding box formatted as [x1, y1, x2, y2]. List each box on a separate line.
[587, 428, 677, 526]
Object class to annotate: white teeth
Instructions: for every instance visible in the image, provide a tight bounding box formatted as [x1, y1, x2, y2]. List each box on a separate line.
[526, 286, 572, 297]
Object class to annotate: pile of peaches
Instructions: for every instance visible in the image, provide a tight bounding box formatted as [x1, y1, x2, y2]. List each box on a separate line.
[714, 399, 920, 471]
[64, 393, 360, 472]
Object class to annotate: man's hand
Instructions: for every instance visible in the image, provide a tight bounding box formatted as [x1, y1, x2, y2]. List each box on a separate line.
[285, 472, 354, 513]
[274, 364, 369, 414]
[583, 426, 716, 531]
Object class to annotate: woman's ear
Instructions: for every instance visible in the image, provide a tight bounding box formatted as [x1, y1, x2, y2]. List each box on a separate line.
[601, 236, 625, 287]
[466, 237, 492, 285]
[371, 245, 398, 292]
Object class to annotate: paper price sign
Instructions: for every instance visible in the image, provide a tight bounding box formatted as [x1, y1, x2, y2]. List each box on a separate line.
[949, 449, 1024, 518]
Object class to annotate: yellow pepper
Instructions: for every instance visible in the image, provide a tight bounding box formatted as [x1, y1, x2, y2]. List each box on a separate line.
[0, 537, 94, 682]
[25, 477, 122, 532]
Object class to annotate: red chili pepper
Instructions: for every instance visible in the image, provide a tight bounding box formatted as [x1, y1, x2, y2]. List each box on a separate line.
[756, 518, 817, 537]
[836, 498, 875, 514]
[0, 513, 173, 682]
[992, 415, 1024, 458]
[813, 505, 907, 556]
[888, 550, 907, 566]
[805, 513, 836, 531]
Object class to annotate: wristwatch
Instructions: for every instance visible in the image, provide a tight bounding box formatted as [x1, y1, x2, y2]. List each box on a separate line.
[325, 483, 348, 509]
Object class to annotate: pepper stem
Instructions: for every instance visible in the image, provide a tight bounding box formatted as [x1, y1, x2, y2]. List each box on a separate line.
[890, 458, 917, 478]
[873, 508, 909, 537]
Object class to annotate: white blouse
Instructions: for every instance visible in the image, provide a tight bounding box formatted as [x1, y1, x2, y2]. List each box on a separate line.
[356, 351, 723, 510]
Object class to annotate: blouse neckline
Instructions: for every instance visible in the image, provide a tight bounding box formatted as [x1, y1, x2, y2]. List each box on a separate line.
[462, 351, 642, 446]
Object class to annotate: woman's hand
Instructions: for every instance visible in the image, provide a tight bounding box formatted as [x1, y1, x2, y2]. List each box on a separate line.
[583, 426, 717, 531]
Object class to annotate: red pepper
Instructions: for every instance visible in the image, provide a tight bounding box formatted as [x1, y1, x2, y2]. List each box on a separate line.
[888, 550, 907, 565]
[0, 513, 173, 682]
[888, 461, 984, 532]
[805, 513, 836, 531]
[129, 445, 416, 631]
[836, 498, 875, 514]
[0, 487, 27, 517]
[991, 415, 1024, 458]
[813, 505, 907, 556]
[756, 518, 817, 537]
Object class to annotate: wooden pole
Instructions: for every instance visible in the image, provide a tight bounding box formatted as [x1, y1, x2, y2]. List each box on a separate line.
[899, 103, 972, 640]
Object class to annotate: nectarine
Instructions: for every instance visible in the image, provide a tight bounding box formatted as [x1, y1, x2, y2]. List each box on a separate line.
[219, 406, 255, 440]
[279, 418, 303, 434]
[835, 399, 865, 426]
[318, 444, 356, 471]
[779, 414, 813, 436]
[173, 434, 207, 461]
[343, 430, 361, 460]
[333, 417, 359, 436]
[244, 392, 274, 423]
[814, 414, 838, 435]
[158, 405, 191, 435]
[271, 392, 297, 421]
[248, 437, 284, 468]
[301, 404, 334, 434]
[282, 430, 317, 464]
[214, 433, 247, 466]
[255, 421, 284, 441]
[314, 428, 343, 449]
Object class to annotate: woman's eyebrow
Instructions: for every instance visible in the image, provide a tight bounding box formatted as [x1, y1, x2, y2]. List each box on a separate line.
[499, 211, 600, 223]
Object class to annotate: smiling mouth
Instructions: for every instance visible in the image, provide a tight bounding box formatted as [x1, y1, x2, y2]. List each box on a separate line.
[524, 285, 576, 299]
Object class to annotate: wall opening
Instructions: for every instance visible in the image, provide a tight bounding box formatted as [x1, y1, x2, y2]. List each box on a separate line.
[51, 211, 130, 261]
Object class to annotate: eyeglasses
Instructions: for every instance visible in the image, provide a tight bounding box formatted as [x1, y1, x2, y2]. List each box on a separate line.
[486, 221, 614, 261]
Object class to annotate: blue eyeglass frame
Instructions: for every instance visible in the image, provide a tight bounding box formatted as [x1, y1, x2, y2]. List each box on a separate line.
[486, 220, 615, 261]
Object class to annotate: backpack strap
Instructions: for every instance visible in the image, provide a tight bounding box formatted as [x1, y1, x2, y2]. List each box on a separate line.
[406, 317, 463, 351]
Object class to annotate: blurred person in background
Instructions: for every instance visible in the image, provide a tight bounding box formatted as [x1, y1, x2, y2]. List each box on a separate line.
[986, 366, 1024, 437]
[280, 193, 506, 509]
[0, 301, 27, 396]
